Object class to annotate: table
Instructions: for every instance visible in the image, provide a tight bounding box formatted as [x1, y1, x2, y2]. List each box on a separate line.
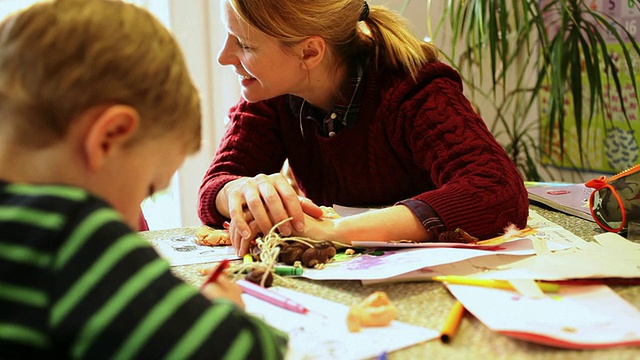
[139, 206, 640, 359]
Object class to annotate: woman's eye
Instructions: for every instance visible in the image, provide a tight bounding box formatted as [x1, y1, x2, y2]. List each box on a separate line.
[235, 38, 251, 50]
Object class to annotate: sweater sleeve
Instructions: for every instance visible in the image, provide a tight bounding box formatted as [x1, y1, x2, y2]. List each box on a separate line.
[400, 72, 528, 238]
[197, 98, 289, 226]
[52, 203, 288, 359]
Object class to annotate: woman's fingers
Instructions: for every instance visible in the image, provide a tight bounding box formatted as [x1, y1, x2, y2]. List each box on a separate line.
[239, 220, 260, 256]
[248, 174, 280, 236]
[268, 175, 303, 234]
[300, 196, 324, 218]
[250, 173, 301, 236]
[227, 220, 242, 254]
[224, 173, 323, 255]
[225, 178, 254, 240]
[229, 213, 259, 256]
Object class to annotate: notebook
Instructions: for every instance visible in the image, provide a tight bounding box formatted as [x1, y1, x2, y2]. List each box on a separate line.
[525, 182, 594, 222]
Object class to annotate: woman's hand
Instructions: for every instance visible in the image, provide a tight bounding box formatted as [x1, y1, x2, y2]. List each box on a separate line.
[200, 275, 245, 309]
[291, 212, 341, 243]
[217, 173, 323, 255]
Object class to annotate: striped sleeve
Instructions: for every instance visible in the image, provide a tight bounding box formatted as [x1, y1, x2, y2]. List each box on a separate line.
[0, 182, 288, 359]
[0, 183, 89, 357]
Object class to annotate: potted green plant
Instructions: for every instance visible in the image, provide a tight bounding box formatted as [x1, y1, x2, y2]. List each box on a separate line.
[403, 0, 640, 181]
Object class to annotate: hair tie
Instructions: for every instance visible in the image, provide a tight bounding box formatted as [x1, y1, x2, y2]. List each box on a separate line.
[359, 1, 369, 22]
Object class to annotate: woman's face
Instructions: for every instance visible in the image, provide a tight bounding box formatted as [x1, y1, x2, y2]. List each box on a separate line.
[218, 1, 306, 102]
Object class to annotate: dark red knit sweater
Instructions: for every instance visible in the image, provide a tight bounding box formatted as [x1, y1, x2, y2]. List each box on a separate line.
[198, 61, 528, 239]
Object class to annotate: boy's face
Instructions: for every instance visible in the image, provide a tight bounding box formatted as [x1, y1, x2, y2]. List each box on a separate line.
[94, 134, 187, 230]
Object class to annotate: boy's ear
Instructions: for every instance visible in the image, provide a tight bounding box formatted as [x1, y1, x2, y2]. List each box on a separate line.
[300, 35, 326, 69]
[84, 105, 140, 171]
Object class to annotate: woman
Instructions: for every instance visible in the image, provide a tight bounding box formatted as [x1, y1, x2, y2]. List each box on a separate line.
[198, 0, 529, 256]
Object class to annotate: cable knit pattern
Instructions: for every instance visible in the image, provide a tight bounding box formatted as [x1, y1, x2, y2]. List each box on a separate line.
[198, 61, 528, 238]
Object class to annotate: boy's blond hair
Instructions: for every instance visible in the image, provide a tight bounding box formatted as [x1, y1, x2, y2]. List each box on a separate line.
[0, 0, 201, 152]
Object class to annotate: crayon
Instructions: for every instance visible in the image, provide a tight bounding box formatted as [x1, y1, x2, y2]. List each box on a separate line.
[237, 279, 309, 314]
[274, 266, 303, 276]
[440, 301, 465, 343]
[200, 259, 230, 290]
[432, 276, 560, 293]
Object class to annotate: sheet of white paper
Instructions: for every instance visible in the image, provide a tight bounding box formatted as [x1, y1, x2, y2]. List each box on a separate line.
[470, 225, 640, 281]
[479, 248, 640, 280]
[507, 279, 545, 298]
[302, 237, 568, 281]
[515, 210, 593, 247]
[361, 254, 530, 286]
[244, 287, 438, 359]
[593, 232, 640, 252]
[148, 234, 239, 266]
[447, 284, 640, 348]
[363, 210, 638, 284]
[352, 237, 531, 250]
[369, 245, 640, 283]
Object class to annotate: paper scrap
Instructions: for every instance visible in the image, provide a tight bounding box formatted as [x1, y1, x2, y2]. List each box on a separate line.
[507, 279, 545, 298]
[446, 284, 640, 349]
[593, 232, 640, 253]
[148, 234, 239, 266]
[244, 287, 438, 359]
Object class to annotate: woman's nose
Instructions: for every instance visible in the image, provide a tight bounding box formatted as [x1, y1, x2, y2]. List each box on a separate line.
[217, 37, 235, 66]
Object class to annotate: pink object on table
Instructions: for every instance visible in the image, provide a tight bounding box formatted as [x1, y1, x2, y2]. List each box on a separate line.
[139, 210, 149, 231]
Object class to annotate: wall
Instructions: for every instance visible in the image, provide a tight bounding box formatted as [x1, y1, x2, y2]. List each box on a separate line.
[145, 0, 241, 229]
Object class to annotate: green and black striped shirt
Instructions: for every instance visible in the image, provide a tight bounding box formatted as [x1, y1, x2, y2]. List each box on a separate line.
[0, 181, 288, 359]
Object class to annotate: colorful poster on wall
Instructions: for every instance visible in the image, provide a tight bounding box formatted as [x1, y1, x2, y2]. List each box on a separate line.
[540, 0, 640, 173]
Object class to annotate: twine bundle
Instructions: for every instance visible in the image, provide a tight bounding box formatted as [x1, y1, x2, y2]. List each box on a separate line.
[229, 218, 313, 287]
[228, 217, 349, 287]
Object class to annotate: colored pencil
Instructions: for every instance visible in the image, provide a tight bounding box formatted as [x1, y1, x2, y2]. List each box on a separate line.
[200, 259, 230, 290]
[432, 275, 560, 293]
[237, 279, 309, 314]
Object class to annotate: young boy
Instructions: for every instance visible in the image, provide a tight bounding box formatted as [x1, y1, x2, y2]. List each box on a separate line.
[0, 0, 287, 358]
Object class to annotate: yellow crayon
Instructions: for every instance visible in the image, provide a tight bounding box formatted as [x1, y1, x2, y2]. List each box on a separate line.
[440, 300, 465, 343]
[432, 275, 559, 293]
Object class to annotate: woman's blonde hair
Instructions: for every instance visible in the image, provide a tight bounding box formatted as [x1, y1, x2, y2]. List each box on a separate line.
[228, 0, 438, 80]
[0, 0, 201, 151]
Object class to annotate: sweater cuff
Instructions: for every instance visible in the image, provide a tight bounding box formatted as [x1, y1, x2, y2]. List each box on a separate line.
[197, 174, 242, 226]
[396, 199, 445, 240]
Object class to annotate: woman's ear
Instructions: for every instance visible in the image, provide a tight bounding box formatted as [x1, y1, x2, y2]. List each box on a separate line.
[83, 105, 140, 171]
[300, 35, 326, 69]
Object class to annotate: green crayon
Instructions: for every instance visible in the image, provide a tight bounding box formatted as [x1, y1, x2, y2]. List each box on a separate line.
[274, 266, 303, 276]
